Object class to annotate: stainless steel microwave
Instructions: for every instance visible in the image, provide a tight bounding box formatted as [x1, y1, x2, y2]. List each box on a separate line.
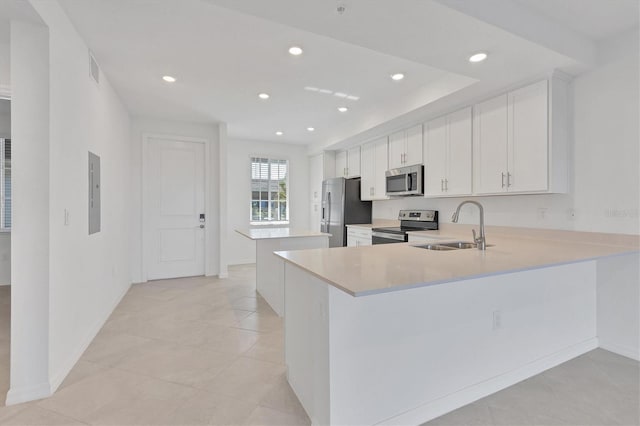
[385, 164, 424, 196]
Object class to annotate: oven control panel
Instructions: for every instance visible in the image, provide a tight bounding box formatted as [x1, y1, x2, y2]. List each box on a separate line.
[398, 209, 437, 222]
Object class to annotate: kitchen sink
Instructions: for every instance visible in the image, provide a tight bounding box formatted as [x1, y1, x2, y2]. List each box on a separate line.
[438, 241, 479, 249]
[412, 241, 493, 251]
[412, 243, 459, 251]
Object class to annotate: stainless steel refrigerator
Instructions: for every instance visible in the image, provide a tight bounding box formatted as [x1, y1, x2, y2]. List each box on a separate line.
[321, 177, 372, 247]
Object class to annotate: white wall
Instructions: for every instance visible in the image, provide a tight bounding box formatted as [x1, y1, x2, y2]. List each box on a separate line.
[130, 117, 220, 283]
[0, 233, 10, 285]
[9, 18, 50, 405]
[226, 139, 309, 265]
[7, 1, 133, 404]
[0, 99, 10, 138]
[372, 30, 639, 236]
[0, 99, 10, 285]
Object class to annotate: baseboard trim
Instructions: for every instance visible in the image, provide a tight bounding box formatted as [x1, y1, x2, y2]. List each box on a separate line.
[48, 281, 132, 393]
[5, 381, 51, 406]
[599, 340, 640, 361]
[377, 338, 599, 426]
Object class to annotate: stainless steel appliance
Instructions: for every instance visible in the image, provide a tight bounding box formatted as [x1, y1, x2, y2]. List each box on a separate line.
[385, 164, 424, 196]
[371, 209, 438, 244]
[321, 177, 372, 247]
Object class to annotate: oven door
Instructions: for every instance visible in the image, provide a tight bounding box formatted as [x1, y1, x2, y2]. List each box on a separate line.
[372, 231, 407, 245]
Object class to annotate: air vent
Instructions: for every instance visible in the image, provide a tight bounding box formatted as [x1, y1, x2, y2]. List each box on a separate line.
[89, 51, 100, 84]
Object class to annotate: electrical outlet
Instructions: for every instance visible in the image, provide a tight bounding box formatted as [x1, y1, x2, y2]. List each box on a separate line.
[492, 310, 502, 330]
[537, 208, 547, 220]
[64, 209, 70, 226]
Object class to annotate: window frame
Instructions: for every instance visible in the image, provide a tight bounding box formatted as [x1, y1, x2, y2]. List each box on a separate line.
[249, 156, 290, 226]
[0, 138, 10, 232]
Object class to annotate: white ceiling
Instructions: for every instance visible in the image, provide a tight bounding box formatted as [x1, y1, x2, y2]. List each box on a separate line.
[515, 0, 639, 41]
[9, 0, 639, 147]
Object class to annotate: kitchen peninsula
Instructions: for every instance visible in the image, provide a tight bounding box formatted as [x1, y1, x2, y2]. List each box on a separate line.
[275, 226, 639, 425]
[236, 228, 330, 316]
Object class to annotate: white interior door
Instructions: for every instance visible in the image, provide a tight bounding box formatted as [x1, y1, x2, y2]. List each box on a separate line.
[145, 136, 205, 280]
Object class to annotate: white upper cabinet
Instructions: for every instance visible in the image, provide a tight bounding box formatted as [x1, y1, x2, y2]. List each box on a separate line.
[508, 80, 548, 193]
[335, 147, 361, 178]
[360, 137, 389, 201]
[473, 77, 567, 195]
[473, 94, 509, 194]
[424, 107, 472, 197]
[424, 116, 448, 196]
[405, 125, 423, 166]
[347, 146, 361, 177]
[388, 124, 423, 169]
[335, 150, 347, 178]
[447, 107, 473, 195]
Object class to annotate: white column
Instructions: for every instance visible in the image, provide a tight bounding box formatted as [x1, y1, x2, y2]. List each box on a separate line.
[218, 123, 229, 278]
[7, 20, 51, 405]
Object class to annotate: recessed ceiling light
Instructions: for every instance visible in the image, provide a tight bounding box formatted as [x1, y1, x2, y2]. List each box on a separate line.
[469, 52, 488, 63]
[162, 75, 176, 83]
[275, 131, 283, 136]
[258, 93, 270, 100]
[390, 73, 405, 81]
[307, 127, 315, 132]
[288, 46, 303, 56]
[337, 106, 349, 113]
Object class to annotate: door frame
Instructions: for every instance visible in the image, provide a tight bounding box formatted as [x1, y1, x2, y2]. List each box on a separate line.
[141, 133, 211, 282]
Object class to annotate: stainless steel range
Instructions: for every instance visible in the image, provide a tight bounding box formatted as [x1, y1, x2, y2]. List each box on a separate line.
[371, 210, 438, 244]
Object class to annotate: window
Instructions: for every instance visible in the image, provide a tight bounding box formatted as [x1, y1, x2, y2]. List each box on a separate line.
[250, 157, 289, 224]
[0, 138, 10, 230]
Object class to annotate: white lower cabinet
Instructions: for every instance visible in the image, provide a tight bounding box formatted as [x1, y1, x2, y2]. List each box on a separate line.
[360, 137, 389, 201]
[347, 227, 372, 247]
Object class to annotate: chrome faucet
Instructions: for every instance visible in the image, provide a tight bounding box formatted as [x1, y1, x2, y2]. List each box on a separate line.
[451, 200, 487, 250]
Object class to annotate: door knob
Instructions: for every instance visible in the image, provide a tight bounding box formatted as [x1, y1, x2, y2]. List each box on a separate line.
[199, 224, 205, 229]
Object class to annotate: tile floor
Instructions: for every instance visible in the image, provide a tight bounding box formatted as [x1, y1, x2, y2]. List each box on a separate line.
[0, 266, 637, 425]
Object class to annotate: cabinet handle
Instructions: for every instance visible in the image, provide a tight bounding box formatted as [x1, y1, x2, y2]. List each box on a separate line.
[370, 187, 374, 196]
[507, 173, 512, 187]
[445, 179, 448, 191]
[501, 172, 506, 188]
[441, 179, 444, 192]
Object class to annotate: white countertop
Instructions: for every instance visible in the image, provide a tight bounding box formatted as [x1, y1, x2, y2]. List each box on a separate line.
[275, 225, 639, 297]
[236, 228, 331, 240]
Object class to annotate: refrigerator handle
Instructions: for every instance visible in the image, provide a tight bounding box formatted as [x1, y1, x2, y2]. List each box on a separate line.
[327, 192, 332, 227]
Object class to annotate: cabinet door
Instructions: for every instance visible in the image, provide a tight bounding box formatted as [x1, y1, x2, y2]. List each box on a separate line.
[335, 150, 347, 177]
[357, 235, 372, 246]
[447, 107, 472, 196]
[473, 94, 508, 194]
[424, 116, 447, 196]
[373, 137, 389, 199]
[360, 142, 375, 200]
[388, 130, 406, 169]
[347, 232, 357, 247]
[508, 80, 548, 192]
[405, 124, 423, 166]
[347, 146, 361, 177]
